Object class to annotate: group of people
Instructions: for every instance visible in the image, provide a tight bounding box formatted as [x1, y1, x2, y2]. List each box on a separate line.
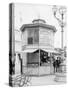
[53, 57, 61, 73]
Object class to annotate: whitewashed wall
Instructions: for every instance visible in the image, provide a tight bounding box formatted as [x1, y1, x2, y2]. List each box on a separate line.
[14, 29, 28, 74]
[15, 30, 22, 52]
[15, 30, 22, 74]
[22, 29, 28, 47]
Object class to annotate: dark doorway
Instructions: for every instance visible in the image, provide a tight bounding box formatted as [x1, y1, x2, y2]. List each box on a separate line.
[40, 50, 50, 66]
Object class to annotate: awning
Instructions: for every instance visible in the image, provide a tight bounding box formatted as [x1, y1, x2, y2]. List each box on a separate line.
[22, 49, 38, 53]
[41, 48, 59, 53]
[15, 48, 59, 54]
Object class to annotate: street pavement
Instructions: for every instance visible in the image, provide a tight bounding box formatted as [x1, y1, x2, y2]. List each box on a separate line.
[30, 75, 66, 86]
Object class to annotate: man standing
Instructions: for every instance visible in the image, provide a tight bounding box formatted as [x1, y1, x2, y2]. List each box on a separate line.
[53, 59, 57, 73]
[56, 57, 61, 72]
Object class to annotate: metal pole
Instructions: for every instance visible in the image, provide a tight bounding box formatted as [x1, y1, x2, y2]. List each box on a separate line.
[9, 3, 15, 86]
[38, 26, 40, 76]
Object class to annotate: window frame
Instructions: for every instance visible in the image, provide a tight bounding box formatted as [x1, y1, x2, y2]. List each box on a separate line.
[27, 27, 39, 45]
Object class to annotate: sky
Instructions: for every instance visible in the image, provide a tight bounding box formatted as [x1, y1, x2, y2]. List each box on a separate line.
[14, 3, 67, 48]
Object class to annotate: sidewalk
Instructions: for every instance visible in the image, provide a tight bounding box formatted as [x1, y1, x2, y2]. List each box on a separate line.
[30, 75, 66, 86]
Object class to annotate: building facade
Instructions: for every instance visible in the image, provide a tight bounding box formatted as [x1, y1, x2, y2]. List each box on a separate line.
[15, 19, 57, 76]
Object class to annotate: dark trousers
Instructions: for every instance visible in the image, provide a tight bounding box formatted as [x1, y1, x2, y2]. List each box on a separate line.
[54, 67, 58, 73]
